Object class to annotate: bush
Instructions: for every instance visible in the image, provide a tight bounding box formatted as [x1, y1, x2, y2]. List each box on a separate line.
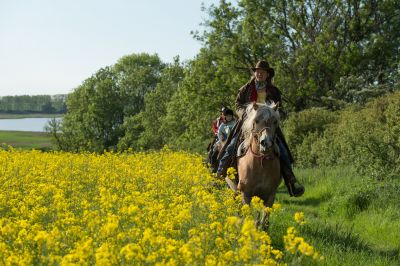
[327, 92, 400, 179]
[282, 107, 338, 167]
[283, 107, 338, 149]
[286, 91, 400, 180]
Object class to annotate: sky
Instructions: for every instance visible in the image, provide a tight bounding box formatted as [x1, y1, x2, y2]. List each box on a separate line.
[0, 0, 220, 96]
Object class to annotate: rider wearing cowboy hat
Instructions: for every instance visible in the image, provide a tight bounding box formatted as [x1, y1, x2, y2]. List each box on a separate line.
[217, 60, 305, 197]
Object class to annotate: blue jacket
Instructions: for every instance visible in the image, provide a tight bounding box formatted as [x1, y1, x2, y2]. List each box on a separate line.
[217, 120, 236, 142]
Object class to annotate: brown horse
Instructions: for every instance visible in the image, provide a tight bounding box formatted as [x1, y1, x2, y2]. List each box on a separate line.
[228, 102, 281, 229]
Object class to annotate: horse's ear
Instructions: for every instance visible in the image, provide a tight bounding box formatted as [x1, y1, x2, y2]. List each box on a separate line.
[252, 102, 258, 110]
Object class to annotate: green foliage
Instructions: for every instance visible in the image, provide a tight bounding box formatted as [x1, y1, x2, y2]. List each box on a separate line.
[59, 67, 123, 152]
[285, 91, 400, 179]
[197, 0, 400, 110]
[159, 49, 245, 152]
[49, 1, 400, 185]
[114, 53, 164, 116]
[0, 95, 67, 114]
[149, 0, 400, 152]
[50, 54, 163, 152]
[118, 58, 185, 150]
[117, 114, 144, 151]
[277, 166, 400, 265]
[283, 108, 338, 148]
[44, 117, 63, 150]
[282, 108, 337, 167]
[345, 91, 400, 179]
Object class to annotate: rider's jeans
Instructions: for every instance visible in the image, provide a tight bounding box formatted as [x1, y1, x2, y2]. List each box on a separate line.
[277, 139, 292, 169]
[217, 135, 238, 173]
[217, 136, 292, 174]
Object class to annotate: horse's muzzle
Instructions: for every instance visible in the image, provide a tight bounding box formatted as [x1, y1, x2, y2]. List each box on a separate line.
[260, 136, 274, 152]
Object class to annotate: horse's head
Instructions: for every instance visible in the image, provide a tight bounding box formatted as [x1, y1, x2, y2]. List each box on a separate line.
[243, 102, 280, 153]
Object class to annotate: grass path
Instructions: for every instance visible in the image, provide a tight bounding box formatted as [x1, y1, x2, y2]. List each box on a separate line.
[270, 166, 400, 265]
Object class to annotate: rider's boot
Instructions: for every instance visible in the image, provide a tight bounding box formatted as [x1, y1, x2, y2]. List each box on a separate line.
[281, 161, 305, 197]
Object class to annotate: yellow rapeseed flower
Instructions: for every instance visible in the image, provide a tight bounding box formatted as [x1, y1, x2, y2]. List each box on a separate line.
[294, 211, 306, 225]
[226, 167, 237, 180]
[0, 149, 320, 265]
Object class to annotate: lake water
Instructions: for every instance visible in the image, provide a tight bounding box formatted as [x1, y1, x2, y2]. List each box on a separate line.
[0, 118, 62, 132]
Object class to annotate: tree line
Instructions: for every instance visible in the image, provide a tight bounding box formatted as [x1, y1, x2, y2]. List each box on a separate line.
[0, 95, 67, 114]
[48, 0, 400, 155]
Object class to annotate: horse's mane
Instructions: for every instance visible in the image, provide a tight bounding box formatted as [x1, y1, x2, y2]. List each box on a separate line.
[241, 102, 280, 150]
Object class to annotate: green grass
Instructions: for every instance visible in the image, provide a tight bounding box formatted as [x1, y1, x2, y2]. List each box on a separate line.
[0, 113, 63, 119]
[269, 166, 400, 265]
[0, 130, 53, 150]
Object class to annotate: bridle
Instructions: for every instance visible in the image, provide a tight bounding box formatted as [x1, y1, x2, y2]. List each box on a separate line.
[250, 125, 276, 167]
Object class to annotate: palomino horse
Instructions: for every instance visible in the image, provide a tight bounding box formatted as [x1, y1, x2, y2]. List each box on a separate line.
[227, 102, 281, 229]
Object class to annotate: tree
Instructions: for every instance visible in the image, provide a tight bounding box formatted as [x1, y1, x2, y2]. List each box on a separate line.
[118, 57, 185, 150]
[59, 67, 123, 152]
[44, 117, 64, 150]
[196, 0, 400, 110]
[113, 53, 165, 116]
[51, 53, 165, 152]
[157, 0, 400, 152]
[0, 95, 67, 114]
[160, 49, 245, 152]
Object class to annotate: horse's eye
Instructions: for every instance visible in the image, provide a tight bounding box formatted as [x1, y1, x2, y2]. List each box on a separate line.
[255, 119, 259, 124]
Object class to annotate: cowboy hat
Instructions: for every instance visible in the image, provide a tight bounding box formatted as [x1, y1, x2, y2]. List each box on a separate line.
[251, 60, 275, 78]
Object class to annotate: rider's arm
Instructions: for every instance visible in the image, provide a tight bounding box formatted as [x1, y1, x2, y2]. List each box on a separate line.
[235, 84, 249, 117]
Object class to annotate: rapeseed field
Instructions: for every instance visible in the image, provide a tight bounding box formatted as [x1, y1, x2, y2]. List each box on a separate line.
[0, 148, 322, 265]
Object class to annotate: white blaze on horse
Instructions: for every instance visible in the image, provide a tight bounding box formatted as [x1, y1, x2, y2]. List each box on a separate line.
[227, 101, 281, 229]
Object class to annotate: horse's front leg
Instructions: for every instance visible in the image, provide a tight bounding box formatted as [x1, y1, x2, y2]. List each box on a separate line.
[259, 193, 276, 231]
[259, 213, 269, 231]
[241, 192, 251, 205]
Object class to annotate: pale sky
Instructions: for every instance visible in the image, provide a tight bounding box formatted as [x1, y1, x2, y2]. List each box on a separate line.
[0, 0, 220, 96]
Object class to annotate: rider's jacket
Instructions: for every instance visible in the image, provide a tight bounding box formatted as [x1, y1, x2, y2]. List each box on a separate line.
[217, 119, 236, 142]
[236, 77, 282, 116]
[212, 116, 225, 136]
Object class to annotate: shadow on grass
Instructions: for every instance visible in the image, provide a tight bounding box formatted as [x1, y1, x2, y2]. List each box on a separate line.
[276, 186, 333, 207]
[303, 222, 400, 261]
[282, 197, 325, 207]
